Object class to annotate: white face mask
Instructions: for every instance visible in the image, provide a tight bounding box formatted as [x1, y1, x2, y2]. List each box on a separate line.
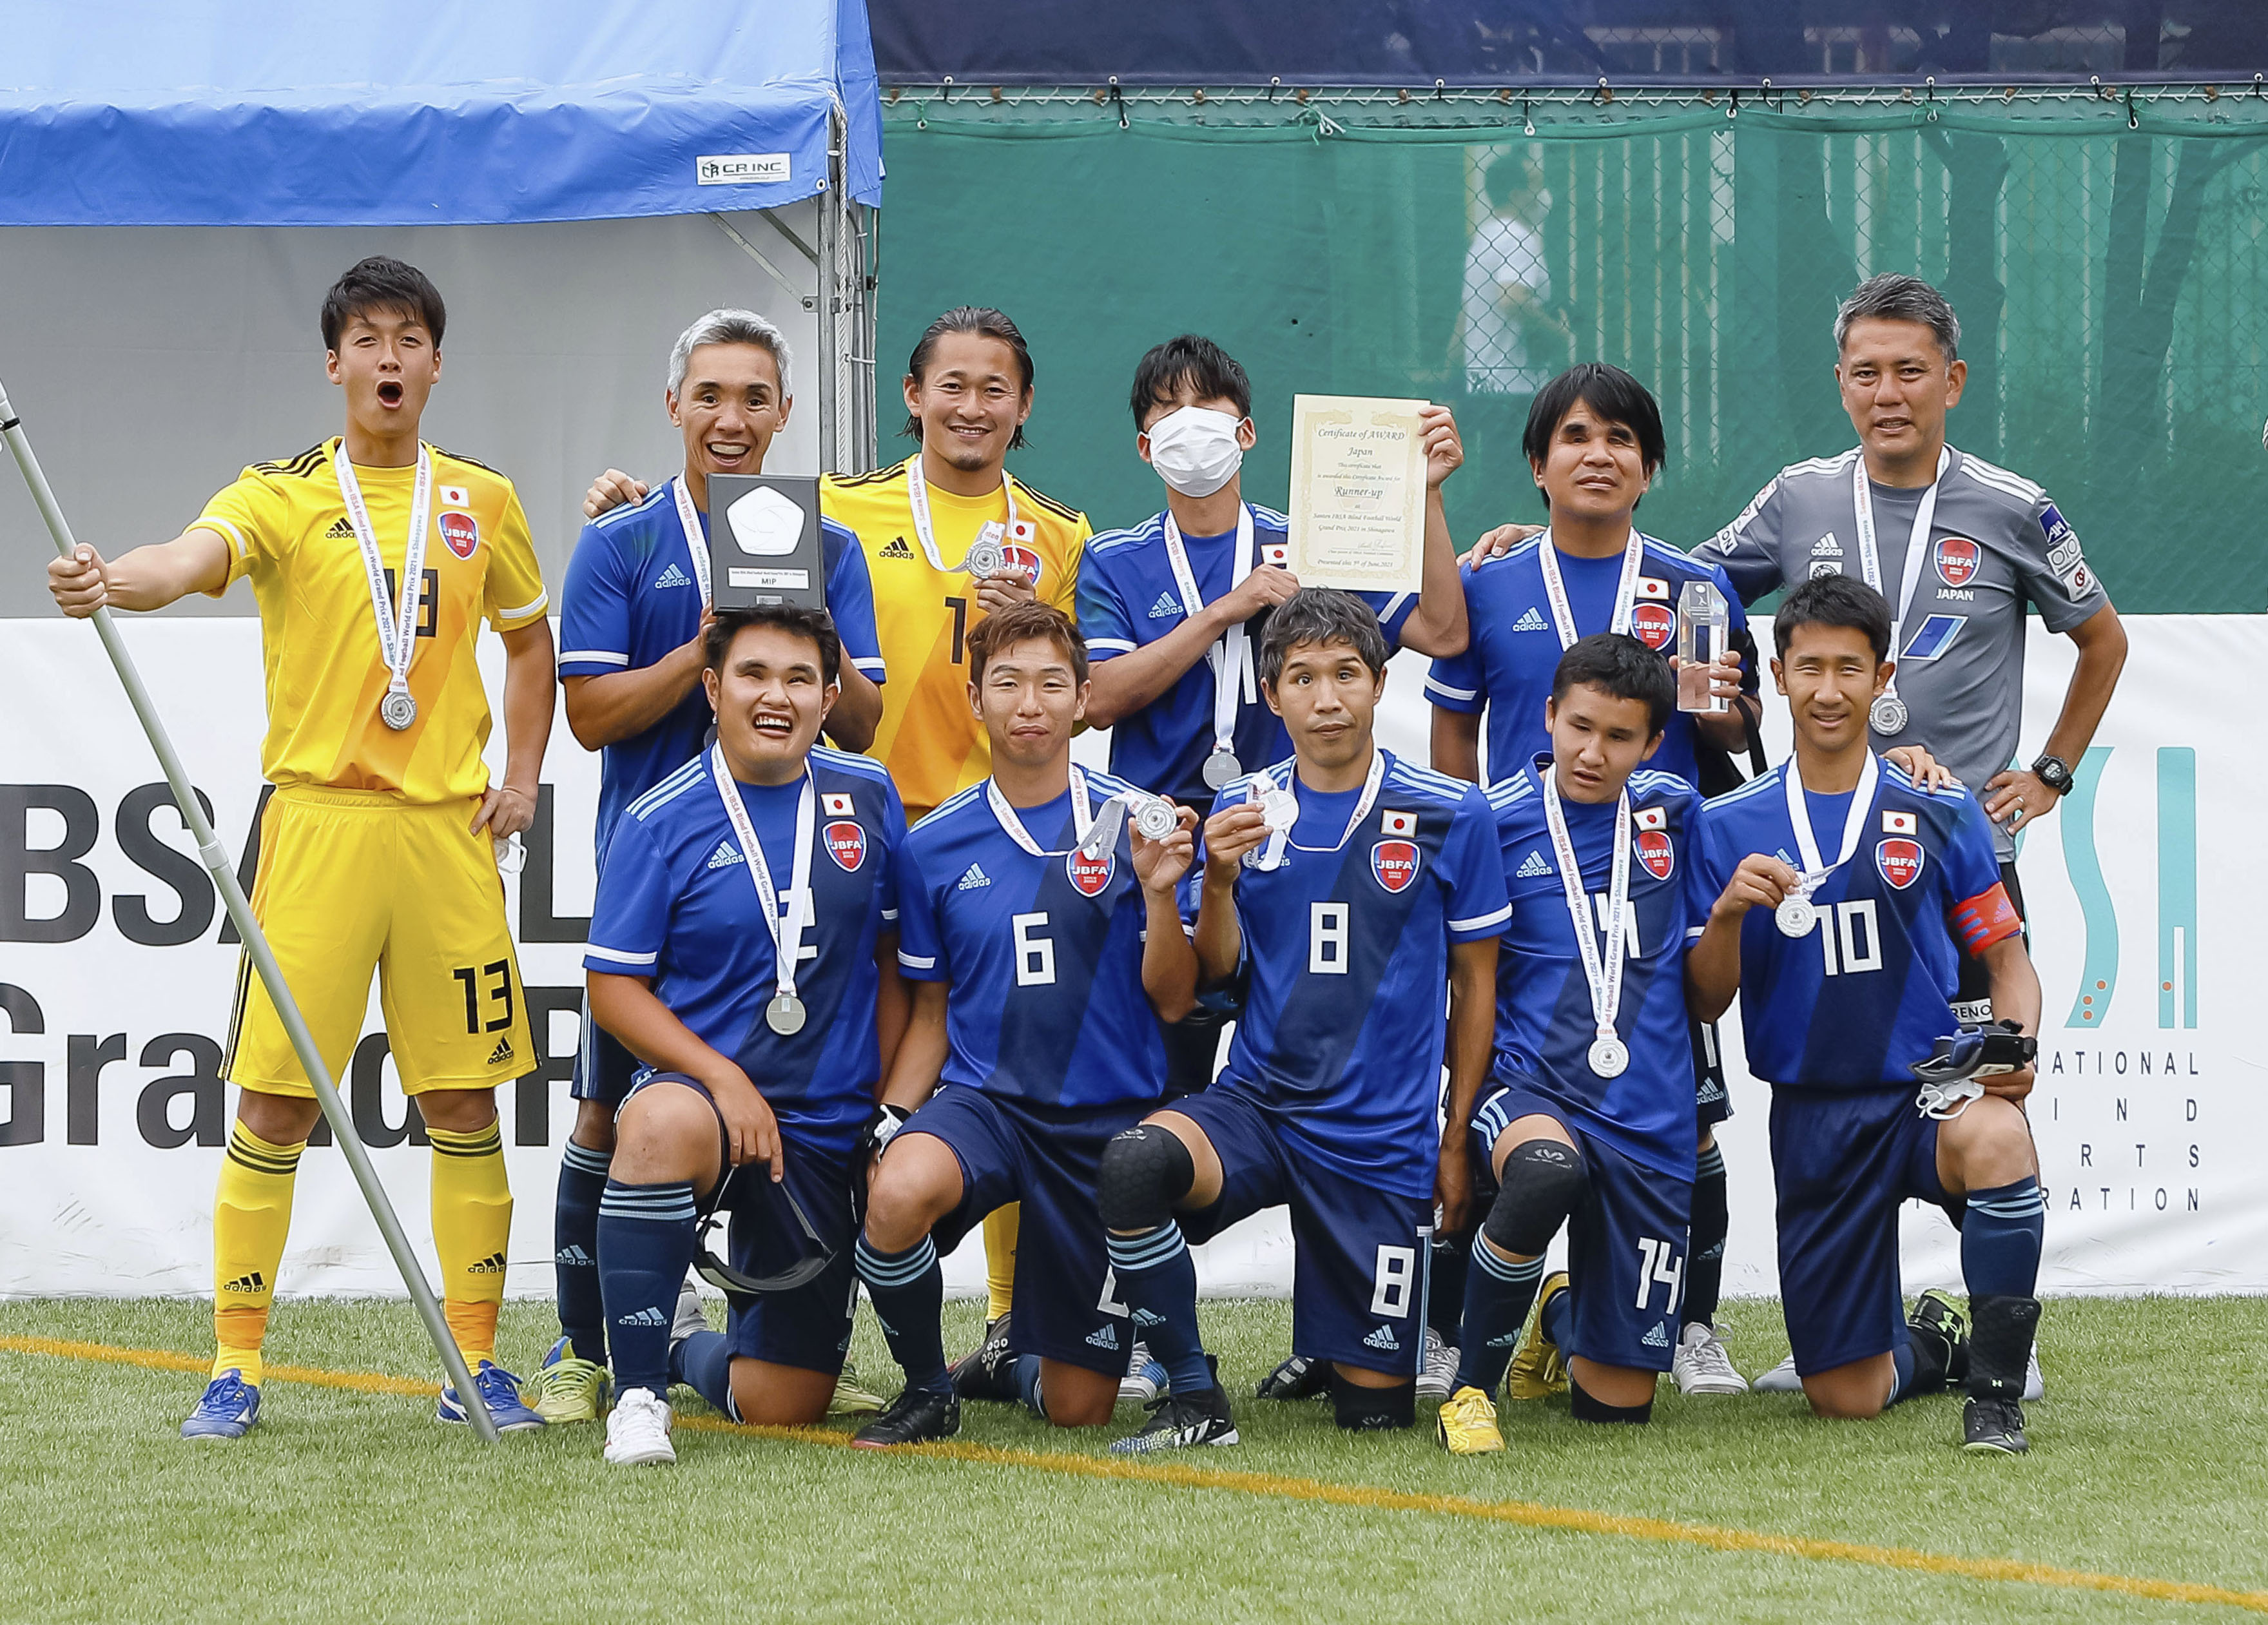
[1144, 405, 1246, 499]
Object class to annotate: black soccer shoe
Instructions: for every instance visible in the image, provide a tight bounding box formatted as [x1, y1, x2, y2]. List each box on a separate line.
[850, 1386, 962, 1448]
[1962, 1396, 2028, 1455]
[949, 1312, 1019, 1403]
[1905, 1289, 1971, 1394]
[1110, 1385, 1240, 1454]
[1255, 1352, 1330, 1401]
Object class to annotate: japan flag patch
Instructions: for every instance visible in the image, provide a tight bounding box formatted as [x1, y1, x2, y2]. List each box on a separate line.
[1636, 806, 1667, 831]
[1883, 810, 1915, 835]
[1263, 541, 1290, 567]
[1382, 810, 1417, 837]
[824, 820, 867, 872]
[1876, 837, 1926, 890]
[1635, 576, 1671, 599]
[823, 792, 856, 817]
[439, 484, 471, 509]
[1371, 841, 1419, 893]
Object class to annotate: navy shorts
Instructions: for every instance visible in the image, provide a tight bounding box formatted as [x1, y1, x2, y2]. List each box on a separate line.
[570, 991, 642, 1106]
[1768, 1084, 1948, 1375]
[618, 1072, 857, 1377]
[1173, 1084, 1433, 1379]
[903, 1084, 1150, 1377]
[1470, 1083, 1692, 1374]
[1691, 1016, 1732, 1131]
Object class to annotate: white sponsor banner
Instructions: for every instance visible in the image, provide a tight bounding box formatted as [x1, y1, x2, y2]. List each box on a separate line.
[0, 616, 2258, 1303]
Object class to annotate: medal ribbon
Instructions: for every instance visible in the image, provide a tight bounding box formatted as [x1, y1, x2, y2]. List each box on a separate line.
[670, 475, 715, 610]
[708, 743, 816, 1005]
[986, 767, 1096, 856]
[334, 442, 432, 711]
[1536, 527, 1645, 649]
[1160, 503, 1259, 761]
[1251, 746, 1386, 870]
[1851, 445, 1951, 706]
[907, 454, 1022, 574]
[1541, 769, 1632, 1054]
[1781, 750, 1883, 897]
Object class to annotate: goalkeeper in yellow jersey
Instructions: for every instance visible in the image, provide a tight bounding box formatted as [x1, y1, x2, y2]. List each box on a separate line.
[46, 257, 557, 1439]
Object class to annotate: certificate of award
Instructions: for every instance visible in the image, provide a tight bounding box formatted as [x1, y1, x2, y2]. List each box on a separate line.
[1286, 394, 1428, 593]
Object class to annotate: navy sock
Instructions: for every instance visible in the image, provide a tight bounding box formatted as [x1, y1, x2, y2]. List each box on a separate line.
[1540, 1281, 1571, 1348]
[672, 1328, 739, 1420]
[1452, 1240, 1546, 1395]
[554, 1140, 612, 1364]
[1107, 1223, 1210, 1397]
[1014, 1354, 1045, 1417]
[1962, 1177, 2046, 1298]
[1683, 1141, 1728, 1329]
[596, 1178, 695, 1397]
[1428, 1232, 1469, 1343]
[1886, 1337, 1918, 1406]
[857, 1234, 949, 1396]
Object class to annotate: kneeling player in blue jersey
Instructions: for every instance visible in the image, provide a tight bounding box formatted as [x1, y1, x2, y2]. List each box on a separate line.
[581, 606, 906, 1465]
[1690, 576, 2045, 1454]
[1100, 589, 1507, 1450]
[851, 602, 1200, 1446]
[1437, 634, 1703, 1452]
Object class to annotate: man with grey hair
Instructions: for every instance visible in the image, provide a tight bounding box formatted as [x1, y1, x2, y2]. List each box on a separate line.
[535, 307, 889, 1425]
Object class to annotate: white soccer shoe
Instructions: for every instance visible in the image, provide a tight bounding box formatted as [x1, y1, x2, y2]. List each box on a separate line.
[1417, 1326, 1461, 1401]
[1671, 1322, 1750, 1395]
[1119, 1340, 1167, 1404]
[604, 1386, 677, 1466]
[670, 1276, 711, 1352]
[2023, 1345, 2044, 1403]
[1751, 1352, 1803, 1393]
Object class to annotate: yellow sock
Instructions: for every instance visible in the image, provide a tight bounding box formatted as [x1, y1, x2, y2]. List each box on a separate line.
[211, 1124, 304, 1385]
[429, 1121, 512, 1368]
[982, 1203, 1020, 1322]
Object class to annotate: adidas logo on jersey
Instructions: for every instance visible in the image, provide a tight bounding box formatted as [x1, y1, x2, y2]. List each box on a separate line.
[1085, 1324, 1121, 1351]
[554, 1245, 594, 1267]
[1132, 1307, 1165, 1328]
[1811, 532, 1842, 556]
[956, 863, 992, 891]
[1147, 590, 1183, 619]
[707, 839, 744, 870]
[1510, 607, 1548, 632]
[1362, 1325, 1402, 1352]
[653, 562, 692, 590]
[1515, 850, 1551, 879]
[615, 1306, 668, 1327]
[879, 536, 915, 560]
[487, 1036, 515, 1065]
[1487, 1331, 1521, 1348]
[1642, 1321, 1671, 1349]
[469, 1251, 509, 1276]
[221, 1270, 266, 1294]
[324, 517, 356, 540]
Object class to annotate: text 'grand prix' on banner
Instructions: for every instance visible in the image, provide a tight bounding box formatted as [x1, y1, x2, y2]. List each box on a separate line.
[0, 614, 2258, 1298]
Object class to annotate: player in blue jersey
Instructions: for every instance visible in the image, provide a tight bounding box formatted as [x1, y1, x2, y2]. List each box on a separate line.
[1689, 576, 2046, 1454]
[539, 311, 892, 1425]
[849, 601, 1200, 1447]
[1097, 589, 1507, 1451]
[1422, 364, 1757, 1397]
[577, 605, 905, 1465]
[1435, 634, 1703, 1452]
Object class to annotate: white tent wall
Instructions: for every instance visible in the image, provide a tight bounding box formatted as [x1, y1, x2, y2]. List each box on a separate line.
[0, 206, 841, 619]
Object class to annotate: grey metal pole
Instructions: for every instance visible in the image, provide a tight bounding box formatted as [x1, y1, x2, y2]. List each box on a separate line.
[0, 376, 499, 1444]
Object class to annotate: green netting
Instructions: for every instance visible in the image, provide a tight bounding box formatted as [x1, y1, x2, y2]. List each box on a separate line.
[877, 90, 2268, 613]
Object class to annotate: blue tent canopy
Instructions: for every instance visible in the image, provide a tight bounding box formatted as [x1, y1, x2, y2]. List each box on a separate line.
[0, 0, 884, 226]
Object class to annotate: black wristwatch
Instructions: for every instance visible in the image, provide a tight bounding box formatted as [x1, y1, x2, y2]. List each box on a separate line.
[2031, 754, 2075, 797]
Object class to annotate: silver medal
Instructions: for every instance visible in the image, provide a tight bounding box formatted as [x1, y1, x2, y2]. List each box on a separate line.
[1259, 788, 1297, 833]
[380, 689, 418, 731]
[1588, 1036, 1629, 1078]
[1202, 747, 1242, 790]
[766, 993, 808, 1036]
[1775, 895, 1818, 937]
[962, 538, 1005, 579]
[1870, 694, 1908, 736]
[1132, 797, 1178, 841]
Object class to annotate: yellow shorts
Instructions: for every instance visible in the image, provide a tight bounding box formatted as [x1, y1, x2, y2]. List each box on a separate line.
[222, 786, 533, 1098]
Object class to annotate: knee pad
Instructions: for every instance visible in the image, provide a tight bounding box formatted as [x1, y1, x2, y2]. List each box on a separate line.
[1481, 1139, 1589, 1258]
[1097, 1125, 1195, 1232]
[1330, 1368, 1416, 1431]
[1569, 1376, 1654, 1425]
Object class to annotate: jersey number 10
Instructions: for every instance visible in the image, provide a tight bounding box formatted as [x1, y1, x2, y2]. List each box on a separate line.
[1807, 898, 1883, 977]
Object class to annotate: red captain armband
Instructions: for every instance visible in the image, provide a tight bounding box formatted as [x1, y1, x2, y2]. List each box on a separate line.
[1950, 882, 2022, 954]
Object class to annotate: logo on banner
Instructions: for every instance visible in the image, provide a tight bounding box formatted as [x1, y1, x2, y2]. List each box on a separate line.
[1002, 545, 1043, 588]
[1067, 849, 1113, 897]
[1935, 536, 1980, 587]
[438, 511, 480, 560]
[1636, 830, 1674, 880]
[1877, 838, 1925, 890]
[697, 152, 791, 186]
[1630, 601, 1676, 651]
[1371, 841, 1419, 893]
[824, 821, 867, 873]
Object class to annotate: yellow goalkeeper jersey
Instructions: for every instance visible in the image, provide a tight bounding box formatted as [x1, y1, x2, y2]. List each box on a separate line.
[823, 455, 1089, 814]
[194, 438, 550, 806]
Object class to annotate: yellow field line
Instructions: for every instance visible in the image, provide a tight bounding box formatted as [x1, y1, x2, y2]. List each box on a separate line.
[7, 1333, 2265, 1614]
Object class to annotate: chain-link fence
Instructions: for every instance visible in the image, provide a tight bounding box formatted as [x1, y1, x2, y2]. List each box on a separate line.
[880, 87, 2268, 612]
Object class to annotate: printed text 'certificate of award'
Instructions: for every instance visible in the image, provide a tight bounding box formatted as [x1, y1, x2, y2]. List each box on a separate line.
[1286, 394, 1428, 594]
